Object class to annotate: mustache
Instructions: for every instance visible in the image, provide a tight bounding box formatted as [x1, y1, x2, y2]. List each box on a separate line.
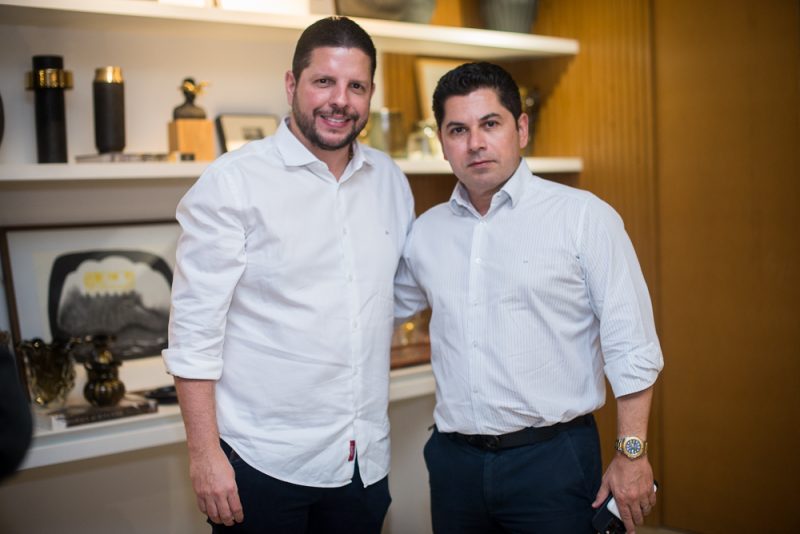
[314, 104, 359, 122]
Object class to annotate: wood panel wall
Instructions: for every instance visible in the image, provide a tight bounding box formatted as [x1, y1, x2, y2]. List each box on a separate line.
[386, 0, 800, 531]
[653, 1, 800, 531]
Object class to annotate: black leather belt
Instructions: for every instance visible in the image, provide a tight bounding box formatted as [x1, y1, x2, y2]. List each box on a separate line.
[443, 414, 594, 451]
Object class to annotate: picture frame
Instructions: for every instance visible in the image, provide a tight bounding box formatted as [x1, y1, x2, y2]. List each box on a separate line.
[216, 113, 279, 152]
[1, 220, 181, 361]
[414, 58, 464, 121]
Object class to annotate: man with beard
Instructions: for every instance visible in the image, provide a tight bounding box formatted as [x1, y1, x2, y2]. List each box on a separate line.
[163, 17, 414, 533]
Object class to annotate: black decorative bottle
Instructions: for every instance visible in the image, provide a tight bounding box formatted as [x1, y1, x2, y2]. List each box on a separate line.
[26, 55, 73, 163]
[93, 66, 125, 154]
[83, 334, 126, 407]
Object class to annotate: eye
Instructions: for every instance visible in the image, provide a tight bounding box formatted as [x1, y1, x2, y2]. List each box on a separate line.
[484, 120, 498, 128]
[316, 78, 331, 86]
[350, 82, 367, 93]
[448, 126, 466, 136]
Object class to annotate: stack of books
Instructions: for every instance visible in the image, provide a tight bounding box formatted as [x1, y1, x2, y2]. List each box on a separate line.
[36, 395, 158, 431]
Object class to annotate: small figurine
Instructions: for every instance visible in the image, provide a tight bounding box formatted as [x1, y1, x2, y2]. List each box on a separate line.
[173, 77, 208, 120]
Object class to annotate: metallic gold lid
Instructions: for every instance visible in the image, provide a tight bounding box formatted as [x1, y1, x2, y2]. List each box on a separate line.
[94, 66, 123, 84]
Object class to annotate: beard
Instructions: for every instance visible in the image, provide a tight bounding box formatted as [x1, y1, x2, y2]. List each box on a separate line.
[291, 99, 367, 151]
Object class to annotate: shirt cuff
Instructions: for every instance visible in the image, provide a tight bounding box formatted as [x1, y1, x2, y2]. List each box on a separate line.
[161, 348, 223, 380]
[604, 342, 664, 398]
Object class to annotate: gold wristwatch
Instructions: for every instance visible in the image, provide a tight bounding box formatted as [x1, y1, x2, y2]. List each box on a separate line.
[615, 436, 647, 459]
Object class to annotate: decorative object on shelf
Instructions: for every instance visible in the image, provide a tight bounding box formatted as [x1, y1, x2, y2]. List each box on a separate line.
[1, 221, 180, 362]
[362, 108, 407, 158]
[168, 77, 214, 161]
[479, 0, 538, 33]
[82, 334, 126, 407]
[414, 58, 463, 122]
[216, 114, 279, 152]
[15, 338, 76, 407]
[406, 119, 442, 160]
[75, 152, 181, 163]
[520, 85, 541, 156]
[93, 66, 126, 154]
[25, 55, 73, 163]
[389, 309, 431, 368]
[335, 0, 436, 23]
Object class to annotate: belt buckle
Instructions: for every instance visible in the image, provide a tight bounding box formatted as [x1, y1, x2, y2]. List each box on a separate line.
[482, 435, 500, 450]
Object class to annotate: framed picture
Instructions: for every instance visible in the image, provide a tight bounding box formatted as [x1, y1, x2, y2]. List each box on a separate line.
[216, 114, 279, 152]
[1, 221, 181, 361]
[414, 58, 464, 121]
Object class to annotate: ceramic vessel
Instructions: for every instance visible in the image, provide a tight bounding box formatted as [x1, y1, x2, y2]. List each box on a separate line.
[480, 0, 538, 33]
[336, 0, 436, 24]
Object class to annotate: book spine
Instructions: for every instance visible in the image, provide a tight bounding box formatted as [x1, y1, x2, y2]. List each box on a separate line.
[51, 403, 157, 430]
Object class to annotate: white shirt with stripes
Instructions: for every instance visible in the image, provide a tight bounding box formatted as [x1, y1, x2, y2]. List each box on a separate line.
[395, 159, 663, 435]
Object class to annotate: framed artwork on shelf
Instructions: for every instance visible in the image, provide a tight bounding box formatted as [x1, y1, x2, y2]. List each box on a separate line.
[1, 220, 181, 361]
[414, 58, 463, 121]
[216, 114, 279, 152]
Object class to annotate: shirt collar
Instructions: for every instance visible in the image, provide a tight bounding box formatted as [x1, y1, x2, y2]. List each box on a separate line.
[275, 116, 373, 177]
[448, 158, 530, 216]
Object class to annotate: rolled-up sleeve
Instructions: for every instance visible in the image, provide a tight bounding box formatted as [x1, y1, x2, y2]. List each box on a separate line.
[162, 166, 247, 379]
[579, 197, 664, 397]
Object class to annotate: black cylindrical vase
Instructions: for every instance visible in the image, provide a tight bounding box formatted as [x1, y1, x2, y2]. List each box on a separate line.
[93, 66, 125, 153]
[27, 55, 72, 163]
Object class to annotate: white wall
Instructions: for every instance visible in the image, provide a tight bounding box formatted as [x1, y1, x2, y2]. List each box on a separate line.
[0, 394, 435, 534]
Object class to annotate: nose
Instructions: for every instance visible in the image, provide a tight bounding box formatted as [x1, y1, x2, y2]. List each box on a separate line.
[329, 84, 348, 109]
[467, 130, 486, 152]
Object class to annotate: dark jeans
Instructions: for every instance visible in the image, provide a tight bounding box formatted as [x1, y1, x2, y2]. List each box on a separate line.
[424, 417, 602, 534]
[211, 440, 391, 534]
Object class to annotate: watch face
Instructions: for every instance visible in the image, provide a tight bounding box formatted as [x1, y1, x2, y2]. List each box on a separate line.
[624, 438, 643, 457]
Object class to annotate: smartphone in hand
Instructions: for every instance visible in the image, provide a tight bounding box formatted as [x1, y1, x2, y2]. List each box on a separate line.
[591, 482, 659, 534]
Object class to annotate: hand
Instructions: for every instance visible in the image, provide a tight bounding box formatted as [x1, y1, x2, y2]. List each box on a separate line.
[189, 445, 244, 526]
[592, 455, 656, 534]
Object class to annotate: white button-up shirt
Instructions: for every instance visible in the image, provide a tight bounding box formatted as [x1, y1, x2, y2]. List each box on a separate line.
[163, 119, 415, 487]
[395, 160, 663, 435]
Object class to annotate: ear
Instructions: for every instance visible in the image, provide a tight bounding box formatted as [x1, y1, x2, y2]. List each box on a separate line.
[437, 128, 449, 162]
[517, 112, 530, 151]
[285, 70, 297, 107]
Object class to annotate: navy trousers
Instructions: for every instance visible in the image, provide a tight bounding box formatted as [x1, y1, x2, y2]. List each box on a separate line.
[211, 440, 391, 534]
[424, 417, 602, 534]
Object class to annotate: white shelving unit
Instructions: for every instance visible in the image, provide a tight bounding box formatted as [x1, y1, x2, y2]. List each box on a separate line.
[21, 364, 435, 470]
[0, 0, 578, 60]
[1, 0, 578, 471]
[0, 0, 581, 179]
[0, 157, 582, 182]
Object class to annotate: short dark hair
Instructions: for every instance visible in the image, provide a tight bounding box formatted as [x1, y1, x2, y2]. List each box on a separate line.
[292, 17, 377, 82]
[432, 62, 522, 128]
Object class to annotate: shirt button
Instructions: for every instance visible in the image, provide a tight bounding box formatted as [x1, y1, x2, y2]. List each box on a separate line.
[472, 341, 477, 348]
[343, 227, 348, 235]
[347, 274, 354, 282]
[353, 320, 359, 329]
[475, 258, 482, 264]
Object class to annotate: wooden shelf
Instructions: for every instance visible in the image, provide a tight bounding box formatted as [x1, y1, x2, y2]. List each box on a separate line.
[0, 157, 582, 183]
[0, 0, 578, 60]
